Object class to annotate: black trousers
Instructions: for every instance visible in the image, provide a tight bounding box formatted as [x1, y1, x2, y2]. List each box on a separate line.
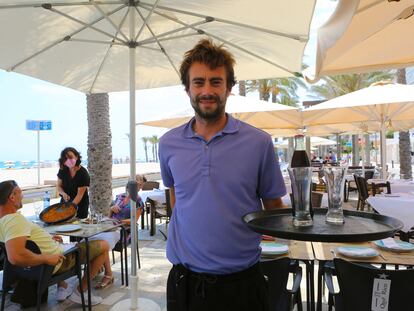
[167, 263, 269, 311]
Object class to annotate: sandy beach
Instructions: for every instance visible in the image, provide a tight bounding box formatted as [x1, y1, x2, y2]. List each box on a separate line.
[0, 162, 161, 188]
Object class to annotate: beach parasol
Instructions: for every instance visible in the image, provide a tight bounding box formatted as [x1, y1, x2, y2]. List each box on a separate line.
[305, 0, 414, 82]
[302, 83, 414, 177]
[0, 1, 317, 310]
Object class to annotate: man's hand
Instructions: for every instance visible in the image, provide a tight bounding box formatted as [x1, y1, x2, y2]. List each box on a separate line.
[111, 204, 121, 214]
[52, 235, 63, 243]
[43, 253, 65, 266]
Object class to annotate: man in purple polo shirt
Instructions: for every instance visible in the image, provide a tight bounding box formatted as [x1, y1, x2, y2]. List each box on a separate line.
[159, 39, 286, 311]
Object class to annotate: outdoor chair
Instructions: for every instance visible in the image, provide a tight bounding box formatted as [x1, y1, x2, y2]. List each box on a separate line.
[0, 240, 85, 311]
[355, 175, 370, 211]
[344, 168, 374, 201]
[148, 189, 172, 239]
[371, 180, 391, 196]
[111, 226, 140, 287]
[325, 258, 414, 311]
[311, 191, 323, 208]
[260, 257, 303, 311]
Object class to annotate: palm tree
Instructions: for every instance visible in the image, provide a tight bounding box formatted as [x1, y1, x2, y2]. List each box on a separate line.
[246, 77, 306, 106]
[141, 137, 149, 162]
[149, 135, 159, 162]
[311, 71, 394, 165]
[86, 93, 113, 214]
[396, 68, 412, 179]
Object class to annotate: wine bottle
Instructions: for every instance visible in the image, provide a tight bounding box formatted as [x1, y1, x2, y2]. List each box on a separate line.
[290, 135, 313, 218]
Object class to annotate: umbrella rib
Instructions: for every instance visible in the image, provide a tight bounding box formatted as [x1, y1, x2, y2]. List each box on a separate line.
[144, 7, 295, 76]
[69, 38, 123, 45]
[89, 7, 129, 94]
[0, 1, 124, 9]
[92, 0, 129, 42]
[135, 7, 180, 77]
[137, 20, 209, 46]
[7, 3, 126, 71]
[267, 111, 303, 127]
[140, 33, 200, 46]
[139, 1, 307, 42]
[134, 0, 160, 42]
[48, 6, 127, 44]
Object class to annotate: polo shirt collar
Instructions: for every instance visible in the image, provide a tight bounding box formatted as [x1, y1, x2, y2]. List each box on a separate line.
[182, 113, 240, 139]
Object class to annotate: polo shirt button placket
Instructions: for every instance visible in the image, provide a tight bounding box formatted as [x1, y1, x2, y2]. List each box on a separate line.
[202, 142, 210, 177]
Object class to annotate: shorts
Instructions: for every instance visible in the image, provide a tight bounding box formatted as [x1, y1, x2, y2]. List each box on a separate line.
[55, 240, 103, 274]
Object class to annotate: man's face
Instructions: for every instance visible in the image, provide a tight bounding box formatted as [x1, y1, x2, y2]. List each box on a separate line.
[187, 62, 231, 121]
[10, 186, 23, 210]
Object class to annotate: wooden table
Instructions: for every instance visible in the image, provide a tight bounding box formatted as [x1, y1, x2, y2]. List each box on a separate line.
[312, 241, 414, 311]
[262, 239, 315, 311]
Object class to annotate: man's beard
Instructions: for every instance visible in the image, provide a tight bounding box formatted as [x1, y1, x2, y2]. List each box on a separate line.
[191, 94, 226, 121]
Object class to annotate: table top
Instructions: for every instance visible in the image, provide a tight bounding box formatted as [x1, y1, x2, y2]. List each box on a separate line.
[367, 194, 414, 232]
[243, 208, 403, 242]
[312, 241, 414, 266]
[44, 222, 122, 238]
[261, 239, 314, 261]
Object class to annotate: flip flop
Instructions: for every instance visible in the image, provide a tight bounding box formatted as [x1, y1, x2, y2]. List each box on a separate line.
[95, 275, 114, 289]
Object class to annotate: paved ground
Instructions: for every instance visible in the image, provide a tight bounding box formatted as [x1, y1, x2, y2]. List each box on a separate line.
[1, 197, 360, 311]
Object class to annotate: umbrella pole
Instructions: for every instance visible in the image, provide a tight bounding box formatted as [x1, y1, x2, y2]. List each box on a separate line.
[380, 125, 387, 179]
[111, 5, 160, 311]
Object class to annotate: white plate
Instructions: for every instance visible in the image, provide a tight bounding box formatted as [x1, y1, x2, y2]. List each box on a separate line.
[54, 224, 82, 232]
[336, 246, 379, 259]
[260, 242, 289, 256]
[383, 194, 400, 197]
[374, 239, 414, 253]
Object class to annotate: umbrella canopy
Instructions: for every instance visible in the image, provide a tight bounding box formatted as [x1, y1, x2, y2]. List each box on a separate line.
[275, 136, 337, 148]
[306, 0, 414, 81]
[0, 0, 316, 93]
[302, 83, 414, 177]
[139, 94, 302, 130]
[0, 2, 317, 309]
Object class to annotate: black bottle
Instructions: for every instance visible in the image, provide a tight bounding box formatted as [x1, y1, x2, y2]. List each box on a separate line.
[290, 135, 314, 217]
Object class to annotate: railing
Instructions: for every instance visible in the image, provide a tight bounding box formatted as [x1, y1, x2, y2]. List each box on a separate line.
[22, 172, 161, 203]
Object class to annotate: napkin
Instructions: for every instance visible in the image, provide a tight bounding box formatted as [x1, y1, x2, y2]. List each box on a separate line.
[381, 238, 404, 250]
[337, 246, 377, 257]
[261, 243, 289, 255]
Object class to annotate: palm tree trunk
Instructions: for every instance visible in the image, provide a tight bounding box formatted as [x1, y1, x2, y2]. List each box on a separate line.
[238, 80, 246, 96]
[397, 68, 412, 179]
[87, 93, 112, 214]
[352, 135, 359, 166]
[364, 134, 370, 166]
[144, 143, 148, 162]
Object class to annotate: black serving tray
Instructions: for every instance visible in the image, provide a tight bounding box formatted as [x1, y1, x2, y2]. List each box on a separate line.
[243, 208, 403, 242]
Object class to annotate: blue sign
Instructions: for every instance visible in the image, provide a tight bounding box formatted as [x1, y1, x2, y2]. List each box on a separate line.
[26, 120, 52, 131]
[345, 142, 352, 147]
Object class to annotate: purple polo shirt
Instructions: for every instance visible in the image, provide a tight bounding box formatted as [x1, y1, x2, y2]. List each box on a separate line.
[159, 114, 286, 274]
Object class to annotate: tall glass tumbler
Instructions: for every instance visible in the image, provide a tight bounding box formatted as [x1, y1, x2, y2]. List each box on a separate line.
[323, 166, 348, 224]
[288, 167, 313, 227]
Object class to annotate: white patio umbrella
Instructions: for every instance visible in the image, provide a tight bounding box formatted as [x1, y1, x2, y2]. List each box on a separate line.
[302, 83, 414, 177]
[274, 136, 337, 148]
[0, 1, 317, 310]
[306, 0, 414, 82]
[139, 94, 302, 131]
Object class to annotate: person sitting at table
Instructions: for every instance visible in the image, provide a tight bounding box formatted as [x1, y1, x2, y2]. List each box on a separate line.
[89, 174, 146, 289]
[0, 180, 109, 305]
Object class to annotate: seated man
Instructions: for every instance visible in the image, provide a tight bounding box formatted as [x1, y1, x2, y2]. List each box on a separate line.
[0, 180, 110, 305]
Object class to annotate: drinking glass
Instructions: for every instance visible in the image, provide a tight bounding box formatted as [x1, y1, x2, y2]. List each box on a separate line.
[33, 200, 42, 220]
[323, 166, 348, 224]
[288, 167, 313, 227]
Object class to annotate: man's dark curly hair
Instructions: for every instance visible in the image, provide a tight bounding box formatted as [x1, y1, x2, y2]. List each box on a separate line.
[179, 39, 236, 92]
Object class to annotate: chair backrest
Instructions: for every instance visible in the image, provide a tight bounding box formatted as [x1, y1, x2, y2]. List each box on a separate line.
[260, 257, 291, 311]
[364, 170, 375, 180]
[141, 181, 160, 190]
[354, 175, 369, 200]
[333, 258, 414, 311]
[311, 191, 323, 208]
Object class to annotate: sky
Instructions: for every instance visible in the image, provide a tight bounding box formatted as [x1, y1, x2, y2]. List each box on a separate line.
[0, 0, 338, 162]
